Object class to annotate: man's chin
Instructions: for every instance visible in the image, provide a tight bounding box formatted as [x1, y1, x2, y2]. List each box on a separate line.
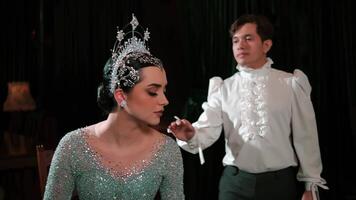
[235, 58, 246, 64]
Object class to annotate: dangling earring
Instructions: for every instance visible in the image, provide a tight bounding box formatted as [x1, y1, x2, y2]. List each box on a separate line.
[119, 100, 127, 108]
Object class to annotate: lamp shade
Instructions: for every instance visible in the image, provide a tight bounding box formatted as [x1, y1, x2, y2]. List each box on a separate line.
[3, 82, 36, 111]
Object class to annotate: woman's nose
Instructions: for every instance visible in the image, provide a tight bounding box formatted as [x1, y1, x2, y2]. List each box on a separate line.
[160, 94, 169, 106]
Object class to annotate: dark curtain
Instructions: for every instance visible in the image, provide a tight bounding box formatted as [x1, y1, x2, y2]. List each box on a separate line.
[1, 0, 355, 200]
[0, 0, 39, 104]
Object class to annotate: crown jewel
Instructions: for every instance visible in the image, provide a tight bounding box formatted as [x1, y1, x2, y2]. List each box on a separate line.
[109, 14, 153, 93]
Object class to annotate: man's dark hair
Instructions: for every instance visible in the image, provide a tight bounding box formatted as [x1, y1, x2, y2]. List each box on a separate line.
[230, 14, 274, 41]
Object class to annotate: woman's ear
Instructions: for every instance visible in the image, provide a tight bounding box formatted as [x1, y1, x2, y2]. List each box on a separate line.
[113, 89, 126, 107]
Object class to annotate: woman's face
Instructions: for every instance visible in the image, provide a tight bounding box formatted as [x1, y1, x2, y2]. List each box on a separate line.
[124, 66, 169, 126]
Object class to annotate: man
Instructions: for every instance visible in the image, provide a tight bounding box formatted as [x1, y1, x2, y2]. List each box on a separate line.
[169, 14, 327, 200]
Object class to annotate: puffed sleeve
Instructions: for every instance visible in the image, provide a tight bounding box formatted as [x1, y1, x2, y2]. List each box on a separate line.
[43, 133, 76, 200]
[160, 138, 185, 200]
[177, 76, 224, 155]
[291, 69, 328, 194]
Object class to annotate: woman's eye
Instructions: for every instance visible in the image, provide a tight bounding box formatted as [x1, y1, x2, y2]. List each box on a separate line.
[148, 92, 157, 96]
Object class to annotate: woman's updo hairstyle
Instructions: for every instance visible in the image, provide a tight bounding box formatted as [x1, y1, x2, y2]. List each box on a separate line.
[97, 52, 163, 114]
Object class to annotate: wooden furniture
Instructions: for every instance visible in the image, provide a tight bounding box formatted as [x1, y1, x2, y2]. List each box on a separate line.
[0, 140, 39, 199]
[36, 145, 54, 197]
[0, 154, 37, 170]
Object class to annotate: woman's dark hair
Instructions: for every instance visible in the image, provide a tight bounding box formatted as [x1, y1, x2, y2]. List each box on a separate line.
[229, 14, 274, 41]
[97, 52, 163, 114]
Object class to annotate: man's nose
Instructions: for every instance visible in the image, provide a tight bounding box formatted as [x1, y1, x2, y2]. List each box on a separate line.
[237, 40, 247, 49]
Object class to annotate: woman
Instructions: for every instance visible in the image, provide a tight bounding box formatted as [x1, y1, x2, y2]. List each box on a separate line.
[44, 14, 184, 200]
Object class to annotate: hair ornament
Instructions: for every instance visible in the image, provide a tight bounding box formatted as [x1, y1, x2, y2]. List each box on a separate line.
[110, 14, 156, 93]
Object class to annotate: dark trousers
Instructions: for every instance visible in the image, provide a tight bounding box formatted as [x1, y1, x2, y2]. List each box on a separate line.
[219, 166, 298, 200]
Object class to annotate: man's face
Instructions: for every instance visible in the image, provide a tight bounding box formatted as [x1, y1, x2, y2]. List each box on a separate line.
[232, 23, 272, 69]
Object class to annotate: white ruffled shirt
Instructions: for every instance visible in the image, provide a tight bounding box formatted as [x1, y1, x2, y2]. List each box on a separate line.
[177, 58, 327, 193]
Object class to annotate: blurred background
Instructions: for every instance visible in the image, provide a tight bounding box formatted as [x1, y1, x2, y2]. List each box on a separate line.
[0, 0, 355, 199]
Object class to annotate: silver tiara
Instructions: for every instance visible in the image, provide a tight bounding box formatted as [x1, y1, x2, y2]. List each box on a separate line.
[109, 14, 153, 93]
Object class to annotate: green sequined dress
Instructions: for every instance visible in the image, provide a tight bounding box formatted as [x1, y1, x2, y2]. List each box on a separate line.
[44, 128, 184, 200]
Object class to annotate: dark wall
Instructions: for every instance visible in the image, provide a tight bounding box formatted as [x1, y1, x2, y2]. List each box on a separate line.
[1, 0, 355, 199]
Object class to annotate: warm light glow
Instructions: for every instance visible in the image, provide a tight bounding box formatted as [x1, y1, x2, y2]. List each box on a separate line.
[3, 82, 36, 111]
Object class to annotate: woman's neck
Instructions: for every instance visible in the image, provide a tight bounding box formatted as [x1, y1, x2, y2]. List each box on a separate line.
[95, 111, 153, 147]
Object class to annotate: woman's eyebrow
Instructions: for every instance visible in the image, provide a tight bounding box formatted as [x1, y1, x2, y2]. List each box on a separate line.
[146, 83, 168, 89]
[147, 83, 162, 88]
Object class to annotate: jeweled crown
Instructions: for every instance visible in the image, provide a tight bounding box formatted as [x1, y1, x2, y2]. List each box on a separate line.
[109, 14, 152, 93]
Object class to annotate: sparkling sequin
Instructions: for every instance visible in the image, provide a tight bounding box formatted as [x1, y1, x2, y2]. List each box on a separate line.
[44, 128, 184, 200]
